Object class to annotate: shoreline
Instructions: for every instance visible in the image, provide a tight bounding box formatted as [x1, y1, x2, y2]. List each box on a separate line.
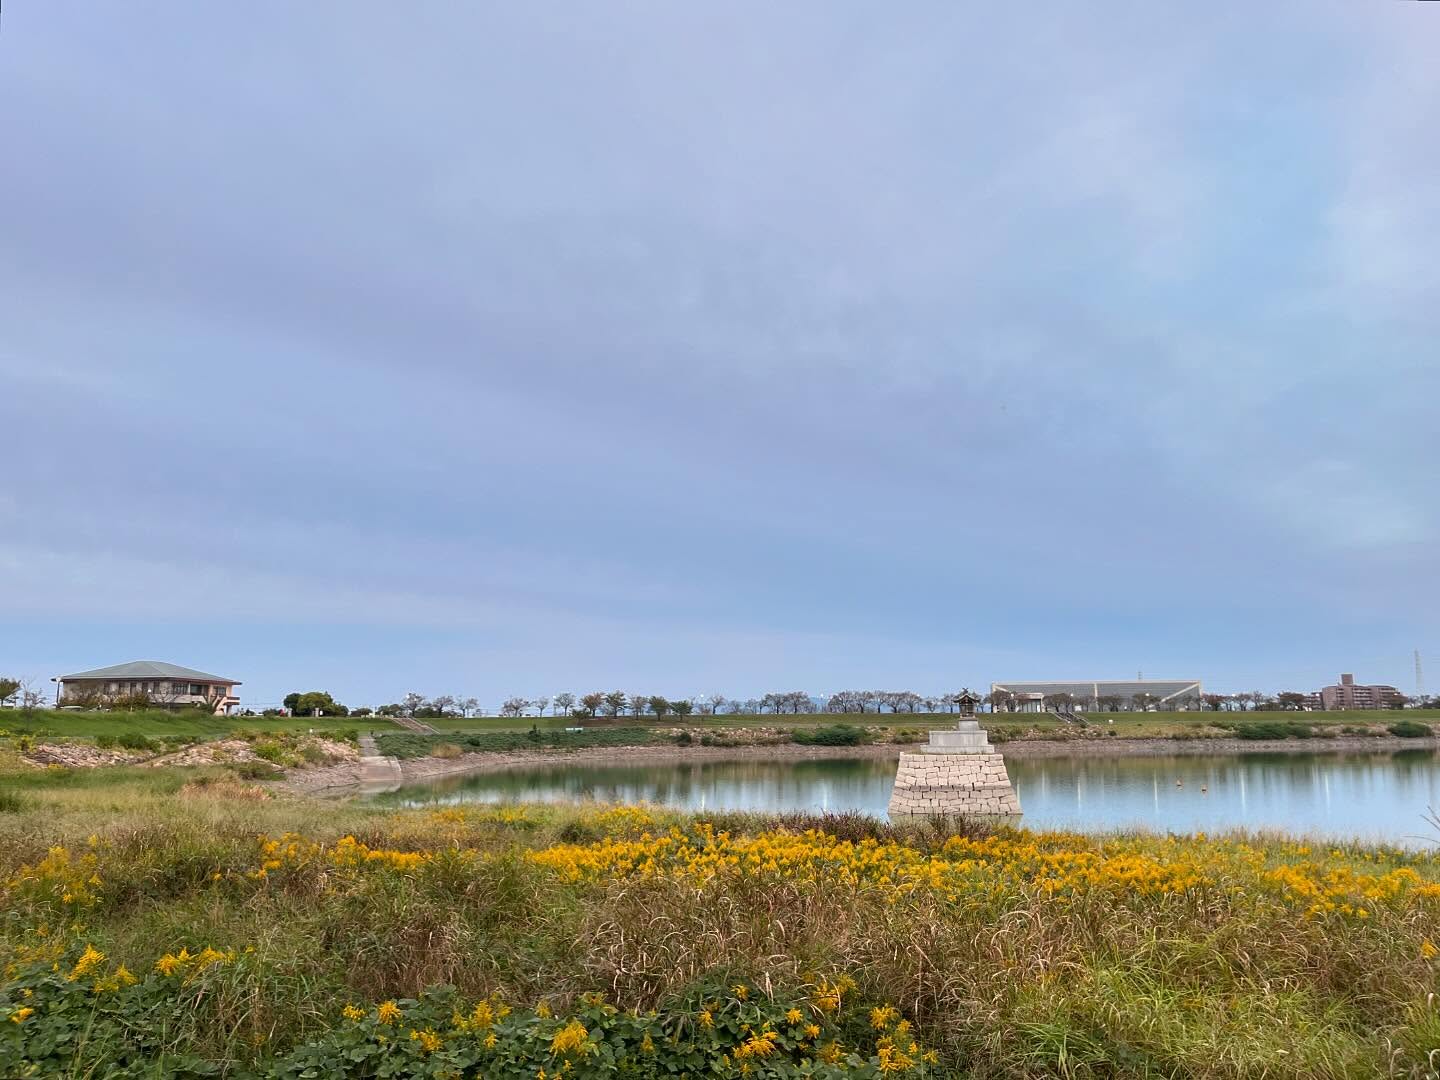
[284, 733, 1440, 795]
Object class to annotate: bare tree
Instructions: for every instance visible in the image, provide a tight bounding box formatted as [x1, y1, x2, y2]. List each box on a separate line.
[629, 693, 649, 718]
[553, 692, 576, 717]
[401, 692, 426, 716]
[429, 695, 458, 717]
[500, 697, 530, 718]
[459, 696, 480, 718]
[578, 693, 604, 718]
[707, 694, 727, 716]
[531, 695, 550, 717]
[18, 680, 49, 711]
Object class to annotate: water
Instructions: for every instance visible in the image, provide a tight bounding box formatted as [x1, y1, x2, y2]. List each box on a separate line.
[373, 750, 1440, 845]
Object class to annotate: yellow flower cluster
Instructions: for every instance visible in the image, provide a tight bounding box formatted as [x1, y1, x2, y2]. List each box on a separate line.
[154, 946, 235, 979]
[527, 824, 1440, 917]
[5, 846, 103, 907]
[549, 1018, 591, 1056]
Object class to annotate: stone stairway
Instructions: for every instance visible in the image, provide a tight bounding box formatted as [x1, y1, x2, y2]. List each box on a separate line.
[391, 716, 439, 735]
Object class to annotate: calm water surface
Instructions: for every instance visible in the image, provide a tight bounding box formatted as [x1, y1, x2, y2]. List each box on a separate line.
[374, 750, 1440, 844]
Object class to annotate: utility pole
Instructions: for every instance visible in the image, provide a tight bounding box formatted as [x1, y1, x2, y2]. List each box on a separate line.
[1416, 650, 1425, 697]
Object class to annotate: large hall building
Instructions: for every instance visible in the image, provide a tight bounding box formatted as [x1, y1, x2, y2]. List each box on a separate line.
[990, 679, 1203, 712]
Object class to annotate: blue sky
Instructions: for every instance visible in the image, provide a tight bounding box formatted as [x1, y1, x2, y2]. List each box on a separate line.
[2, 3, 1436, 709]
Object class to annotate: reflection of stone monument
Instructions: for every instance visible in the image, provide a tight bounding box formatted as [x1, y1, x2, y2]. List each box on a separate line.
[888, 700, 1021, 816]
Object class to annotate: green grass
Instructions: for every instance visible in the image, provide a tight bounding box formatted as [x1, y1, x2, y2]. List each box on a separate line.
[3, 766, 1440, 1077]
[0, 707, 387, 740]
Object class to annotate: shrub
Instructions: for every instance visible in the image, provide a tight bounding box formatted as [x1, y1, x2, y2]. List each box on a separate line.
[1233, 721, 1313, 741]
[891, 728, 926, 744]
[0, 790, 24, 813]
[791, 724, 870, 747]
[673, 730, 693, 746]
[231, 761, 283, 781]
[431, 743, 464, 760]
[1387, 720, 1432, 738]
[94, 734, 117, 749]
[251, 741, 290, 765]
[115, 732, 158, 752]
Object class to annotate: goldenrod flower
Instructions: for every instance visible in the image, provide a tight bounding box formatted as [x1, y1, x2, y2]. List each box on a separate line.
[550, 1019, 590, 1056]
[376, 1000, 403, 1025]
[9, 1007, 35, 1024]
[342, 1004, 365, 1021]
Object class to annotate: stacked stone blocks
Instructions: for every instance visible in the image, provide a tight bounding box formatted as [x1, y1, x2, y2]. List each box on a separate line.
[888, 719, 1021, 817]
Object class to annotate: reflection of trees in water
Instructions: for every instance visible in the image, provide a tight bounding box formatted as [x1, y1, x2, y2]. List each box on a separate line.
[1008, 750, 1440, 841]
[399, 758, 898, 813]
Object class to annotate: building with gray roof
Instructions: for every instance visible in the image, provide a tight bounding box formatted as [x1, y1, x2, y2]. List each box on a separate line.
[56, 661, 241, 714]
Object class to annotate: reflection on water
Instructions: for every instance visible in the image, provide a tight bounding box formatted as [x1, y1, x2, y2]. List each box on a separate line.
[374, 750, 1440, 844]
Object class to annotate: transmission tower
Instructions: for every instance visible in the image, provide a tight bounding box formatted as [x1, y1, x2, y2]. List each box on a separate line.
[1416, 650, 1425, 696]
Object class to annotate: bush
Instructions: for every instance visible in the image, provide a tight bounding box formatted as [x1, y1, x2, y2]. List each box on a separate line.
[891, 728, 926, 744]
[673, 730, 693, 746]
[115, 732, 158, 752]
[251, 740, 290, 765]
[1234, 721, 1313, 741]
[94, 734, 117, 749]
[430, 743, 464, 760]
[0, 790, 24, 813]
[1387, 720, 1432, 738]
[791, 724, 870, 747]
[231, 761, 283, 781]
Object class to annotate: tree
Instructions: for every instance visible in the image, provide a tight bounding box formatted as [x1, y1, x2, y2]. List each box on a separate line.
[1201, 694, 1228, 712]
[990, 689, 1016, 713]
[292, 691, 348, 717]
[602, 691, 627, 718]
[500, 697, 530, 718]
[0, 677, 19, 708]
[283, 692, 302, 713]
[707, 694, 727, 716]
[459, 697, 480, 718]
[826, 690, 867, 715]
[553, 692, 576, 717]
[18, 681, 47, 712]
[670, 698, 693, 720]
[579, 693, 604, 718]
[429, 695, 457, 717]
[1044, 691, 1074, 711]
[647, 695, 670, 718]
[1131, 693, 1152, 712]
[401, 692, 426, 716]
[1276, 691, 1307, 711]
[629, 693, 649, 718]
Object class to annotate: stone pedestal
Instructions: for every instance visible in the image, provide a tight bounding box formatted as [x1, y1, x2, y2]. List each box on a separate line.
[888, 719, 1021, 817]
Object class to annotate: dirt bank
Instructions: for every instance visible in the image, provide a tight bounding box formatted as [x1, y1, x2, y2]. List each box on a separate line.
[286, 734, 1440, 795]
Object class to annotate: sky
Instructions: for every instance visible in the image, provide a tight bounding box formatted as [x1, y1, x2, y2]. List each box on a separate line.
[2, 3, 1436, 709]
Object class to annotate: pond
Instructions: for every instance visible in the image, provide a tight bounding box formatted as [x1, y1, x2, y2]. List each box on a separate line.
[371, 749, 1440, 845]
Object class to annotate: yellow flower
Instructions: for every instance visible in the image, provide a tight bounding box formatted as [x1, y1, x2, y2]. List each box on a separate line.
[1422, 939, 1438, 960]
[698, 1009, 714, 1029]
[870, 1005, 899, 1030]
[9, 1007, 35, 1024]
[641, 1033, 655, 1053]
[732, 983, 749, 1001]
[484, 1031, 498, 1049]
[785, 1007, 803, 1024]
[154, 953, 182, 977]
[410, 1028, 443, 1053]
[342, 1004, 366, 1021]
[376, 1000, 403, 1025]
[536, 1001, 552, 1019]
[550, 1019, 590, 1056]
[804, 1023, 821, 1040]
[69, 944, 106, 981]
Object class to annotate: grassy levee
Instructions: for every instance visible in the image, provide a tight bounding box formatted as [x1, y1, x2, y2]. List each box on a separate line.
[0, 707, 393, 740]
[4, 764, 1440, 1077]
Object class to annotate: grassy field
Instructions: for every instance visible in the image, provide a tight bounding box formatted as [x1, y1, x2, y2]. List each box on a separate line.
[3, 765, 1440, 1077]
